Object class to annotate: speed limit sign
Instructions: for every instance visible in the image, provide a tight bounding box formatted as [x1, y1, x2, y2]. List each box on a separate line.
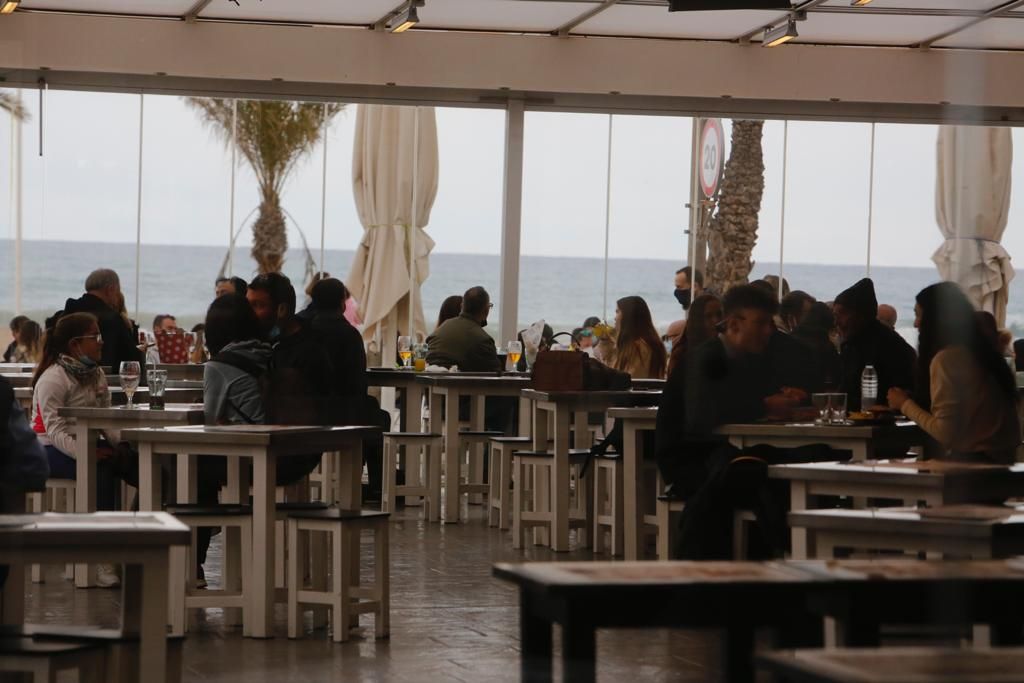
[699, 118, 724, 199]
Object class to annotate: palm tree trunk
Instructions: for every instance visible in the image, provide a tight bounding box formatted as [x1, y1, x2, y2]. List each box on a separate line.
[252, 194, 288, 274]
[705, 120, 766, 293]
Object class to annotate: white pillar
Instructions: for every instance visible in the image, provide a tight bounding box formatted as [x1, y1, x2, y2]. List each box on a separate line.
[498, 99, 525, 347]
[12, 91, 23, 315]
[133, 93, 145, 321]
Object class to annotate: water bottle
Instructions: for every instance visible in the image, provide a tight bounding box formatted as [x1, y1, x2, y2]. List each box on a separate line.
[860, 364, 878, 410]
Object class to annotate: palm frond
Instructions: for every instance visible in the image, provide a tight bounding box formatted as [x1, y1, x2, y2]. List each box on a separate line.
[0, 91, 29, 121]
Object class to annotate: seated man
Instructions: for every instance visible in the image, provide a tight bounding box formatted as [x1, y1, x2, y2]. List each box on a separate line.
[147, 313, 178, 365]
[834, 278, 916, 411]
[665, 266, 703, 345]
[61, 268, 143, 371]
[426, 286, 500, 372]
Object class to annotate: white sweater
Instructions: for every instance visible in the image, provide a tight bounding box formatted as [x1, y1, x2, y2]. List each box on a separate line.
[31, 364, 116, 457]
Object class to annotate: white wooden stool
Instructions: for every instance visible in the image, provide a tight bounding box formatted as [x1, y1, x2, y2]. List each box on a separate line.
[456, 430, 503, 508]
[654, 494, 754, 560]
[511, 449, 592, 550]
[165, 504, 252, 637]
[383, 432, 442, 521]
[0, 637, 106, 683]
[287, 509, 390, 643]
[488, 436, 531, 529]
[27, 479, 76, 583]
[593, 453, 624, 556]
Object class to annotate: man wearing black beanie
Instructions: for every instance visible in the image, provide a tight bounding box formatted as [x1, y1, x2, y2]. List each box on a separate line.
[833, 278, 916, 411]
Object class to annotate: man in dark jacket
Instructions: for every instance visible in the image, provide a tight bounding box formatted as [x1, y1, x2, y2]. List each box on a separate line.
[833, 278, 916, 411]
[308, 278, 368, 425]
[62, 269, 143, 371]
[426, 287, 500, 372]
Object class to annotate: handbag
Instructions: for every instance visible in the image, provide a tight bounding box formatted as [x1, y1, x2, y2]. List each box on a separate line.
[531, 333, 632, 392]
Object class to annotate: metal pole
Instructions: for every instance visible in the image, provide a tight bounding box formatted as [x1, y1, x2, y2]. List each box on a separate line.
[37, 78, 45, 157]
[866, 122, 876, 278]
[134, 93, 144, 321]
[498, 100, 525, 347]
[319, 102, 328, 275]
[687, 117, 702, 317]
[602, 114, 613, 322]
[409, 107, 420, 339]
[778, 120, 789, 304]
[13, 91, 23, 315]
[228, 99, 237, 276]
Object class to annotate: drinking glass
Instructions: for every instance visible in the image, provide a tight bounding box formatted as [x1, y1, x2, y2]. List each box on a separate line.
[398, 336, 412, 369]
[146, 369, 168, 410]
[119, 361, 141, 409]
[413, 343, 428, 372]
[827, 392, 847, 425]
[811, 393, 830, 425]
[507, 341, 523, 368]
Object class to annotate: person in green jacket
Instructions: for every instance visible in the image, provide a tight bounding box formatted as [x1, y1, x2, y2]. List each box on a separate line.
[426, 286, 500, 372]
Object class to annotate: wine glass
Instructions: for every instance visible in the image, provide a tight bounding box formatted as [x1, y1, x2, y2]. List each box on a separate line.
[119, 361, 141, 409]
[507, 340, 523, 369]
[398, 336, 412, 369]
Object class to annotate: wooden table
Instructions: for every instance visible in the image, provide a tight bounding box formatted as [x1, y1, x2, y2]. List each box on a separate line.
[0, 512, 189, 683]
[419, 374, 533, 522]
[758, 647, 1024, 683]
[0, 373, 31, 388]
[771, 459, 1024, 558]
[15, 387, 203, 413]
[0, 363, 34, 373]
[606, 406, 658, 560]
[57, 405, 205, 587]
[521, 389, 661, 551]
[496, 559, 1024, 683]
[716, 421, 925, 462]
[789, 504, 1024, 560]
[125, 424, 379, 638]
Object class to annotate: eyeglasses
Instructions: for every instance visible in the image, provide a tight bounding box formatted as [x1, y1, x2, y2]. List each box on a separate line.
[74, 333, 103, 344]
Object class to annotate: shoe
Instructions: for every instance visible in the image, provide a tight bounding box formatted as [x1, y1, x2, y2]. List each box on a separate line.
[195, 565, 208, 589]
[96, 564, 121, 588]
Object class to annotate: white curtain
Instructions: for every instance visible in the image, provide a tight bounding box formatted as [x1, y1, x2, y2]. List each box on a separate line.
[347, 105, 439, 346]
[933, 125, 1014, 325]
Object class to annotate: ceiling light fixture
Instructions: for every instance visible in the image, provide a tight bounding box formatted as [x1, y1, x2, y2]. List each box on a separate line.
[850, 0, 873, 6]
[389, 1, 423, 33]
[762, 18, 798, 47]
[0, 1, 20, 14]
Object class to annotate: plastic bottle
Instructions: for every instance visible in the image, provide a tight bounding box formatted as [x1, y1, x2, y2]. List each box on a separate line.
[860, 364, 878, 411]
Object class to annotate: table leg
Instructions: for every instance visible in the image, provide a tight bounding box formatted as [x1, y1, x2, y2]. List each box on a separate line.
[520, 591, 553, 683]
[75, 424, 98, 587]
[404, 386, 424, 504]
[722, 622, 755, 683]
[622, 421, 643, 561]
[123, 550, 171, 683]
[138, 443, 163, 512]
[0, 496, 25, 626]
[552, 407, 571, 552]
[175, 454, 197, 506]
[561, 612, 596, 683]
[532, 403, 550, 546]
[251, 452, 277, 638]
[469, 394, 486, 504]
[442, 388, 462, 524]
[790, 480, 810, 560]
[518, 396, 531, 439]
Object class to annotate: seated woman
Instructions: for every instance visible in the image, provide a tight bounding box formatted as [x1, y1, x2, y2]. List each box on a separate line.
[12, 319, 42, 364]
[31, 312, 137, 587]
[597, 296, 667, 379]
[666, 293, 722, 377]
[887, 282, 1020, 464]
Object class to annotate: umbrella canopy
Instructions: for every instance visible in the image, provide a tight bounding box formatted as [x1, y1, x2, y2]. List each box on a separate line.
[933, 125, 1014, 325]
[348, 104, 439, 344]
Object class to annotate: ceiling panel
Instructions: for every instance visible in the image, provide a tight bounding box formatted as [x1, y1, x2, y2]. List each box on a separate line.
[575, 5, 783, 39]
[933, 16, 1024, 49]
[822, 0, 1006, 10]
[198, 0, 399, 25]
[21, 0, 194, 15]
[794, 11, 967, 46]
[416, 0, 594, 32]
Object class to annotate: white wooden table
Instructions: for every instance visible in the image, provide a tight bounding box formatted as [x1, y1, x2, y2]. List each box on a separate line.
[606, 406, 658, 561]
[18, 387, 202, 413]
[125, 424, 379, 638]
[521, 389, 661, 551]
[57, 405, 205, 587]
[0, 512, 189, 683]
[716, 421, 925, 462]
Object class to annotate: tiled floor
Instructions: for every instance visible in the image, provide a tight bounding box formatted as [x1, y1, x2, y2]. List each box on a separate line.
[25, 504, 722, 682]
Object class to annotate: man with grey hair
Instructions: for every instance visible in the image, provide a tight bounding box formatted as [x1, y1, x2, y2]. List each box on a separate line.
[62, 268, 143, 370]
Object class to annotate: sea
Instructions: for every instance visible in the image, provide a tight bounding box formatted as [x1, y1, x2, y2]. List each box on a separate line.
[3, 239, 1024, 344]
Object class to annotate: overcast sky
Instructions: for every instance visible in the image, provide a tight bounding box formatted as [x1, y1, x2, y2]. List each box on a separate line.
[2, 89, 1023, 270]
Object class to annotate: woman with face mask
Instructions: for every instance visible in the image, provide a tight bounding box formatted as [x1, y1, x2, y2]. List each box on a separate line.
[30, 312, 133, 587]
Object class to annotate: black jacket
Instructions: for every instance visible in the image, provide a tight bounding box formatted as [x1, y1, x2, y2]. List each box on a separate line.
[268, 320, 336, 426]
[310, 311, 368, 425]
[62, 293, 143, 371]
[839, 319, 916, 411]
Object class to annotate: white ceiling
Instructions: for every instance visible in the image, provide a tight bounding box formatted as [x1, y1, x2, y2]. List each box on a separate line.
[16, 0, 1024, 50]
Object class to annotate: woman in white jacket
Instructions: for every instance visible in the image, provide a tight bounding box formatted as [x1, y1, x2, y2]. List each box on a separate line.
[31, 312, 137, 587]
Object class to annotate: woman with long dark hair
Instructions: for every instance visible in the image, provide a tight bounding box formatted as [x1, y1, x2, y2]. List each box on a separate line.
[667, 293, 722, 377]
[887, 282, 1019, 463]
[435, 295, 463, 331]
[599, 296, 667, 379]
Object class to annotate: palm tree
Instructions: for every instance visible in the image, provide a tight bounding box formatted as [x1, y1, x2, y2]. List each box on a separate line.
[705, 120, 765, 293]
[186, 99, 344, 274]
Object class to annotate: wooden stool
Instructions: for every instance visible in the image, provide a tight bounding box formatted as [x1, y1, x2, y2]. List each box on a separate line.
[276, 502, 330, 594]
[0, 636, 106, 683]
[488, 437, 531, 530]
[165, 504, 252, 637]
[287, 509, 390, 643]
[27, 479, 76, 583]
[511, 449, 592, 550]
[654, 495, 754, 560]
[457, 430, 503, 507]
[383, 432, 442, 521]
[593, 453, 624, 556]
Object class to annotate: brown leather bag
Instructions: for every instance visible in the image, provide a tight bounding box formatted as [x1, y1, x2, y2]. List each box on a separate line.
[531, 348, 631, 392]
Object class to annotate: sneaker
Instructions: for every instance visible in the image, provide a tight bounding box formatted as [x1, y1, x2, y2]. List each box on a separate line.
[96, 564, 121, 588]
[195, 565, 207, 589]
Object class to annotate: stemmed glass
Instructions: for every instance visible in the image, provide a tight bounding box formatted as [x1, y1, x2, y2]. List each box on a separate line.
[119, 361, 141, 409]
[507, 341, 523, 369]
[398, 336, 412, 369]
